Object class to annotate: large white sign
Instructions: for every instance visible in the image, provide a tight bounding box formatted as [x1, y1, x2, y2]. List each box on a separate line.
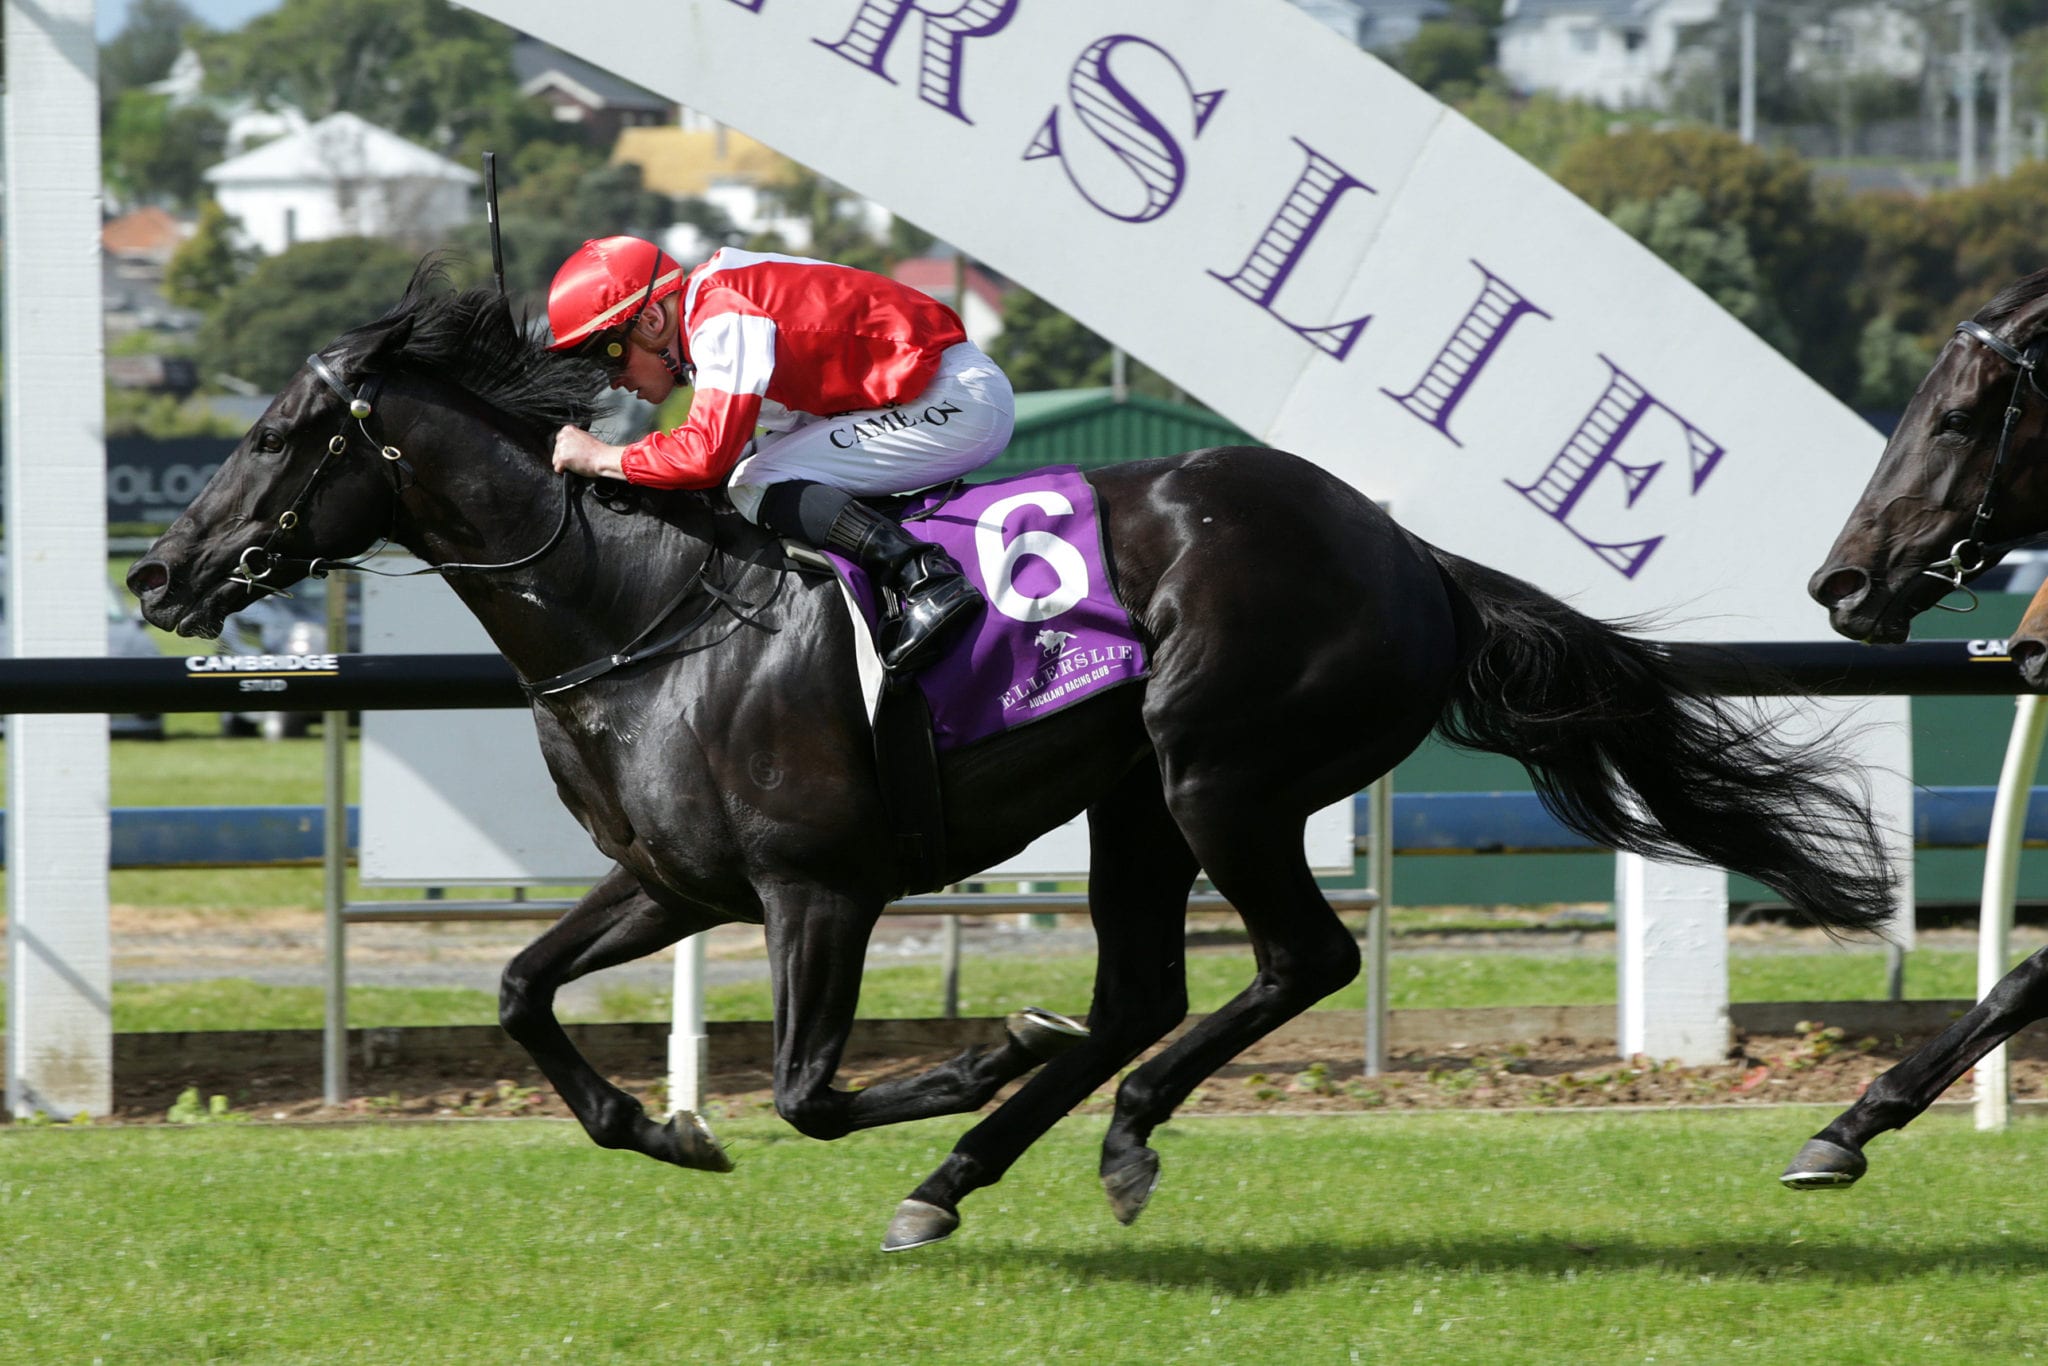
[471, 0, 1881, 637]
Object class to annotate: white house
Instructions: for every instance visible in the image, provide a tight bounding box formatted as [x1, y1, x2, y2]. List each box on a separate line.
[1286, 1, 1454, 55]
[1498, 0, 1721, 108]
[202, 111, 480, 256]
[1788, 4, 1926, 83]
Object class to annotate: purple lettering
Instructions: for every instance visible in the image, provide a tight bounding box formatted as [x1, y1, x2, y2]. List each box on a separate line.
[1382, 261, 1552, 447]
[814, 0, 1018, 125]
[1022, 35, 1222, 225]
[1507, 357, 1726, 579]
[727, 0, 764, 11]
[1208, 138, 1376, 359]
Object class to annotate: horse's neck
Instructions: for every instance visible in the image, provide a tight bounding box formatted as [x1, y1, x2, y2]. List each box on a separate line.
[405, 471, 750, 685]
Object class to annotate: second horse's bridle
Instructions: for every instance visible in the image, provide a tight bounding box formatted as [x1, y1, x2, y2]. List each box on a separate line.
[1920, 319, 2048, 610]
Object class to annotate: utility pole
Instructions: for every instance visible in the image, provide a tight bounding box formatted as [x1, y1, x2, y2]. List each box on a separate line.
[1996, 46, 2016, 177]
[1956, 0, 1979, 187]
[1738, 0, 1757, 144]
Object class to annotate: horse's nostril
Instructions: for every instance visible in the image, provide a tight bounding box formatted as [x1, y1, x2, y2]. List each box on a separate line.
[1812, 567, 1868, 609]
[2013, 638, 2047, 678]
[127, 560, 169, 595]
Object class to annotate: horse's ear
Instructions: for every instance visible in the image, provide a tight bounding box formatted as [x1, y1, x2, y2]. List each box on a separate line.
[361, 311, 416, 362]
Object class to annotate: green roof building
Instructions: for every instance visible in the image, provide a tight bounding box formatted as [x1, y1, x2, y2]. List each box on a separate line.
[975, 388, 1261, 481]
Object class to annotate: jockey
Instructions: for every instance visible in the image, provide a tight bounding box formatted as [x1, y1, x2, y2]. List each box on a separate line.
[545, 235, 1015, 675]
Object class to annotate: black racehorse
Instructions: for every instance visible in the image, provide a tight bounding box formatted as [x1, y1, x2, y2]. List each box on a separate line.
[131, 264, 1895, 1250]
[1792, 265, 2048, 1191]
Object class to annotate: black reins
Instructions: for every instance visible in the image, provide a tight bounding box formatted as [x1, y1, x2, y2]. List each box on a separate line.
[234, 352, 574, 587]
[232, 350, 783, 696]
[1923, 319, 2047, 610]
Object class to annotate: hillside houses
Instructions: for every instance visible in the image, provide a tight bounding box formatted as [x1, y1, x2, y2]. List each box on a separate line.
[202, 111, 480, 256]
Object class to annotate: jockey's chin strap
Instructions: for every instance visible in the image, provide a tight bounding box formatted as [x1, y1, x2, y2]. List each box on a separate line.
[1923, 320, 2044, 612]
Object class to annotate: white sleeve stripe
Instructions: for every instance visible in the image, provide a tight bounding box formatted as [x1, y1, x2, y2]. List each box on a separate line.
[688, 313, 776, 396]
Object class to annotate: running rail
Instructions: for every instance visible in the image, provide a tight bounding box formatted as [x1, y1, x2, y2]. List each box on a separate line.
[0, 637, 2037, 715]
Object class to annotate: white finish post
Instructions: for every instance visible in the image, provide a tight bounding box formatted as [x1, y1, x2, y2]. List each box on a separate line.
[3, 0, 110, 1120]
[1973, 692, 2048, 1132]
[1616, 856, 1729, 1065]
[667, 933, 708, 1115]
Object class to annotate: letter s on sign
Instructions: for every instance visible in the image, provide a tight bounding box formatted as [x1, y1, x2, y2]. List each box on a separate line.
[974, 491, 1090, 624]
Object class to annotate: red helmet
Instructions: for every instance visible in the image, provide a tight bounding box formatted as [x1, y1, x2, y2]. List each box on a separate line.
[545, 236, 686, 353]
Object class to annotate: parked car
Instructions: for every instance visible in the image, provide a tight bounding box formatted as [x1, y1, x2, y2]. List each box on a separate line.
[216, 578, 361, 739]
[0, 559, 165, 739]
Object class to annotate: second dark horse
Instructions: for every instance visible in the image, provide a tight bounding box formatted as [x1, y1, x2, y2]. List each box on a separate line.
[128, 267, 1896, 1249]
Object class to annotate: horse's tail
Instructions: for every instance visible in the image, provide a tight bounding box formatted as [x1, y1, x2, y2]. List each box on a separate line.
[1426, 546, 1896, 935]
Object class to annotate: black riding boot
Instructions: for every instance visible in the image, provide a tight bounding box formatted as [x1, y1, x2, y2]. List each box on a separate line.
[758, 480, 983, 674]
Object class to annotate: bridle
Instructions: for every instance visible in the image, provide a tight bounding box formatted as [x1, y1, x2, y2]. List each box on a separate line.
[230, 351, 574, 590]
[1921, 319, 2047, 610]
[228, 349, 783, 695]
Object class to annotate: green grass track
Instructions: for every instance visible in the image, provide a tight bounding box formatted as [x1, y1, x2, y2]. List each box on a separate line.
[5, 1110, 2046, 1363]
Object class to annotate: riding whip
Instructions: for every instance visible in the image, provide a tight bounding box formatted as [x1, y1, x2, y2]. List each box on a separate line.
[483, 151, 506, 300]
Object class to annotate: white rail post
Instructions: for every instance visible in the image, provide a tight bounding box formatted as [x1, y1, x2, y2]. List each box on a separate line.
[4, 0, 111, 1120]
[1974, 691, 2048, 1132]
[668, 932, 708, 1115]
[1616, 856, 1730, 1066]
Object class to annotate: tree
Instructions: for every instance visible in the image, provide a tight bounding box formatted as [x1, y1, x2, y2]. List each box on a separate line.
[1398, 22, 1492, 101]
[199, 0, 548, 160]
[100, 0, 200, 111]
[163, 200, 261, 313]
[1557, 127, 1867, 399]
[1456, 87, 1627, 175]
[437, 146, 675, 313]
[103, 89, 227, 208]
[987, 289, 1179, 399]
[1607, 188, 1794, 354]
[195, 236, 421, 391]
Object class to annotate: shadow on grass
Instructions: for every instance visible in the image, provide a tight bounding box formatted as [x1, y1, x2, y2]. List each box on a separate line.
[1025, 1235, 2048, 1290]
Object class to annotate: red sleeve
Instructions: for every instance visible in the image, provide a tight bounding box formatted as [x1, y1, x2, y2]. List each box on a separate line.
[618, 301, 776, 490]
[618, 387, 765, 490]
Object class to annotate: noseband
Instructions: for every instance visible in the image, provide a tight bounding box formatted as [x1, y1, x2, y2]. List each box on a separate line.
[1922, 319, 2046, 609]
[232, 352, 572, 590]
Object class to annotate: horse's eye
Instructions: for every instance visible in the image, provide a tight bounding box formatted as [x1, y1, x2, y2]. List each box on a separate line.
[1941, 409, 1973, 434]
[257, 430, 286, 453]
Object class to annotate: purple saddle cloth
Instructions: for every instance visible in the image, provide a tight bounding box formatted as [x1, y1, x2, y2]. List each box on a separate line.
[828, 465, 1150, 752]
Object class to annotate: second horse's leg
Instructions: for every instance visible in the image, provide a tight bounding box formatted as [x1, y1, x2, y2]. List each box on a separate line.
[1782, 945, 2048, 1189]
[499, 864, 733, 1170]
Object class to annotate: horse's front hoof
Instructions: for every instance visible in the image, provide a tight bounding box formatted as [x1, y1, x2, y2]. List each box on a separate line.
[655, 1110, 735, 1173]
[881, 1198, 960, 1252]
[1007, 1006, 1090, 1061]
[1102, 1148, 1161, 1226]
[1779, 1137, 1867, 1190]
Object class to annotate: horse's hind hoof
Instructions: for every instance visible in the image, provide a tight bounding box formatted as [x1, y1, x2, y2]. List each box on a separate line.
[659, 1110, 735, 1173]
[881, 1198, 960, 1252]
[1007, 1006, 1090, 1061]
[1102, 1148, 1161, 1226]
[1779, 1137, 1866, 1190]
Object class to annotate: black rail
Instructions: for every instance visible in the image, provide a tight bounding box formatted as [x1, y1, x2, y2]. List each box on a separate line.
[0, 638, 2034, 715]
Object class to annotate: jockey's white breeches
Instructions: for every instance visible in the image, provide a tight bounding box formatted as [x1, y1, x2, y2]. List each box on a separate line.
[725, 341, 1015, 522]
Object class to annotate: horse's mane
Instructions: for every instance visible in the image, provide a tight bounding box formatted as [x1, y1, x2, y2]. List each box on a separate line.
[347, 256, 605, 438]
[1975, 267, 2048, 331]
